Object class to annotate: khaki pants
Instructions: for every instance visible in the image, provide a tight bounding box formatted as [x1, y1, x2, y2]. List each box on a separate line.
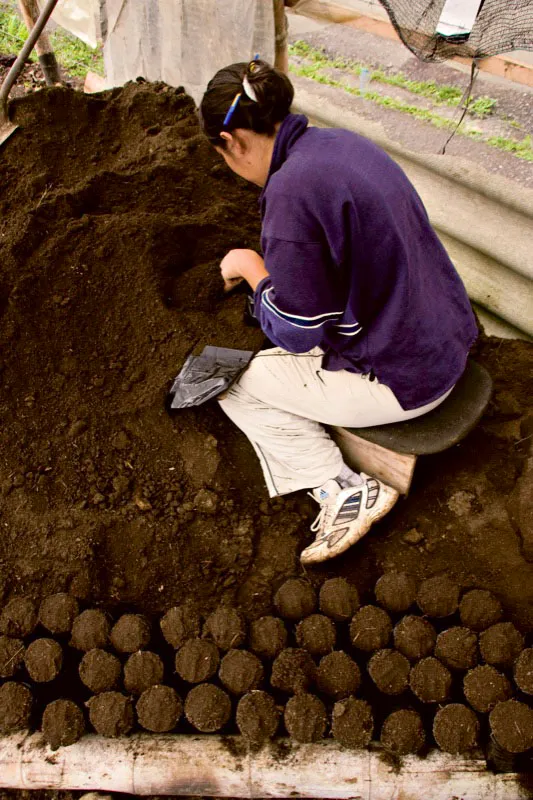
[219, 347, 451, 497]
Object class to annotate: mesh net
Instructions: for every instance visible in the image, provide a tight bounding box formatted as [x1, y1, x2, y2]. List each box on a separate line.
[377, 0, 533, 62]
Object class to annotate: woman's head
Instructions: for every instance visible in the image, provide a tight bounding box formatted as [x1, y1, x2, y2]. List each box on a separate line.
[199, 58, 294, 185]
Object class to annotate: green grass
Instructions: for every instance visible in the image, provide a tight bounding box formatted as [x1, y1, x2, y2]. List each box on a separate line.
[0, 8, 103, 78]
[290, 40, 533, 161]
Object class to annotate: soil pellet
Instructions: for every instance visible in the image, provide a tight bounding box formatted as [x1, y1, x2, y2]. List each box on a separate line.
[175, 638, 219, 684]
[274, 578, 316, 621]
[375, 572, 417, 614]
[70, 609, 110, 651]
[79, 649, 122, 693]
[249, 616, 287, 659]
[459, 589, 503, 632]
[42, 699, 85, 750]
[203, 606, 246, 650]
[0, 681, 32, 733]
[319, 577, 359, 621]
[24, 638, 63, 682]
[219, 648, 264, 695]
[284, 693, 327, 743]
[409, 657, 452, 703]
[185, 683, 231, 733]
[433, 704, 480, 754]
[435, 627, 478, 671]
[380, 709, 425, 755]
[331, 697, 373, 749]
[368, 649, 410, 695]
[136, 685, 182, 732]
[110, 613, 151, 653]
[236, 692, 279, 749]
[479, 622, 524, 667]
[514, 648, 533, 695]
[490, 700, 533, 753]
[160, 605, 201, 649]
[0, 635, 24, 678]
[350, 605, 392, 652]
[0, 597, 38, 637]
[271, 648, 316, 694]
[124, 650, 164, 694]
[416, 575, 460, 618]
[295, 614, 336, 656]
[393, 615, 436, 661]
[88, 691, 134, 737]
[39, 593, 79, 635]
[463, 665, 514, 713]
[317, 651, 361, 699]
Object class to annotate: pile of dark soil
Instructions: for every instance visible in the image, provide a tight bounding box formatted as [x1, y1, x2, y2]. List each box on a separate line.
[0, 80, 533, 765]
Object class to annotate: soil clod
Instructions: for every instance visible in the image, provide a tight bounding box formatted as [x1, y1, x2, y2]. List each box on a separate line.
[160, 606, 201, 649]
[110, 613, 151, 653]
[219, 648, 264, 695]
[416, 575, 460, 618]
[0, 681, 32, 732]
[350, 605, 392, 652]
[435, 627, 478, 671]
[0, 597, 38, 637]
[394, 615, 436, 661]
[0, 635, 24, 678]
[319, 577, 359, 621]
[331, 696, 373, 749]
[316, 651, 361, 699]
[70, 609, 111, 651]
[79, 648, 122, 693]
[368, 649, 411, 695]
[39, 594, 79, 635]
[42, 699, 85, 750]
[459, 589, 503, 631]
[203, 606, 246, 650]
[24, 638, 63, 682]
[284, 693, 327, 743]
[123, 650, 164, 695]
[490, 700, 533, 753]
[271, 647, 316, 694]
[87, 691, 134, 737]
[185, 683, 232, 733]
[295, 614, 336, 656]
[463, 664, 514, 713]
[274, 579, 316, 621]
[409, 657, 452, 703]
[236, 690, 280, 747]
[380, 709, 425, 755]
[433, 703, 480, 753]
[374, 572, 417, 614]
[514, 648, 533, 695]
[479, 622, 524, 667]
[248, 616, 287, 659]
[175, 638, 220, 684]
[136, 685, 183, 732]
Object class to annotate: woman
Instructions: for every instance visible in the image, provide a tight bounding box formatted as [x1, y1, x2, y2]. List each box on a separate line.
[199, 58, 478, 565]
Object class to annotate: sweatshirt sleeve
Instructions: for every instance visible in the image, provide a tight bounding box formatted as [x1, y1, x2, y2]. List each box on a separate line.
[254, 193, 349, 353]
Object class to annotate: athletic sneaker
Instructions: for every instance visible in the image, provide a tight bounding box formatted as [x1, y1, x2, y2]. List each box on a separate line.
[300, 473, 399, 565]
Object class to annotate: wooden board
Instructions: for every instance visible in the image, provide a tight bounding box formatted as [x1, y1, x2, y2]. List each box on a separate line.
[331, 426, 417, 494]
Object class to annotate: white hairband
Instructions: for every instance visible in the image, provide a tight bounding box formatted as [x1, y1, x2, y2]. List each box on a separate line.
[242, 75, 258, 102]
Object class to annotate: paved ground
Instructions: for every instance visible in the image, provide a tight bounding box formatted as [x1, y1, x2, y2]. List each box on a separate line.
[288, 11, 533, 189]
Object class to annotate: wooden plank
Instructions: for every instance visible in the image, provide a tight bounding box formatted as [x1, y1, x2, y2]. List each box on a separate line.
[331, 426, 417, 494]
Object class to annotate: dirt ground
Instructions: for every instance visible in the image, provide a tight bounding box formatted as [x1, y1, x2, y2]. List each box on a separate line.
[0, 82, 533, 796]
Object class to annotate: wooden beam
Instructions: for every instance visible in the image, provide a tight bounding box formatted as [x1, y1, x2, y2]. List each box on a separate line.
[331, 426, 417, 494]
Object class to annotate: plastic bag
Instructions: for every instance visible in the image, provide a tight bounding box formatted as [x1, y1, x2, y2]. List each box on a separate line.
[168, 346, 254, 409]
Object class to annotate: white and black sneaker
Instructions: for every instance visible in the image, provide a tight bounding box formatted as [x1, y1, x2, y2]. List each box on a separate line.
[300, 473, 399, 565]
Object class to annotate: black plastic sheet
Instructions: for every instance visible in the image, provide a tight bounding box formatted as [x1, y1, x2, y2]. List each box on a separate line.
[168, 346, 254, 409]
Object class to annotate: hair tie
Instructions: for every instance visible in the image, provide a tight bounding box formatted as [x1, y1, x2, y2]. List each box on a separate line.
[242, 75, 258, 102]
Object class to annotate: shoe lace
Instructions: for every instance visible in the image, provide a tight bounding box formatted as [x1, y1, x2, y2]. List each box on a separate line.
[308, 492, 335, 534]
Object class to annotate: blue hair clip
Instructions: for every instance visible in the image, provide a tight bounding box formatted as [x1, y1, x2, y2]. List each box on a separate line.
[222, 91, 242, 129]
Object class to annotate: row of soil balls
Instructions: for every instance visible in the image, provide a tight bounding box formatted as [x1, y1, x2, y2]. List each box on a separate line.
[1, 573, 533, 758]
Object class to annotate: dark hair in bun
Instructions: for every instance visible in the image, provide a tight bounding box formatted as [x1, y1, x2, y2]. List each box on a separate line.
[199, 59, 294, 146]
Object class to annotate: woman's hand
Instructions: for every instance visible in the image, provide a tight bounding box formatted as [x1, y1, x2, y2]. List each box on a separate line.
[220, 249, 269, 292]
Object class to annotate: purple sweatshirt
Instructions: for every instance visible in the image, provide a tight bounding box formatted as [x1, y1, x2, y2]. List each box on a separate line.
[253, 114, 478, 410]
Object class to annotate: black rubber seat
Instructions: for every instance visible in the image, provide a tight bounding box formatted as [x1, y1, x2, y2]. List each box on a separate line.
[344, 360, 493, 455]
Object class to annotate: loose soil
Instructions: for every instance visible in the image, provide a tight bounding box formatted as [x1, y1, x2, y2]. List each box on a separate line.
[0, 80, 533, 768]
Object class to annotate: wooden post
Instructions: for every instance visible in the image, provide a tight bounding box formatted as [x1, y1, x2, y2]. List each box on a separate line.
[273, 0, 289, 73]
[18, 0, 61, 85]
